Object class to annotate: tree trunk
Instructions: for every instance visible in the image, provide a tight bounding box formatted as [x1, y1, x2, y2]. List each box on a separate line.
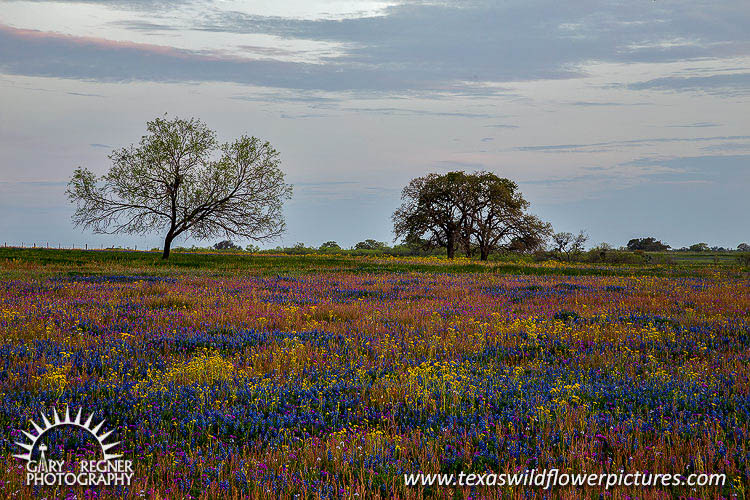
[162, 234, 173, 260]
[463, 240, 472, 258]
[480, 247, 490, 261]
[446, 231, 455, 259]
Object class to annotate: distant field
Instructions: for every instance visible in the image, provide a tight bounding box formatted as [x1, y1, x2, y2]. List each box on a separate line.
[650, 251, 742, 265]
[0, 248, 747, 280]
[0, 248, 748, 498]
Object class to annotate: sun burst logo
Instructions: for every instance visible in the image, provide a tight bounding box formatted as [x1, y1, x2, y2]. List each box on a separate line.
[13, 406, 133, 487]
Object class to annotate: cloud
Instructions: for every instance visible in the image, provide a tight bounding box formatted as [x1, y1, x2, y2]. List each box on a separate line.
[67, 91, 105, 97]
[0, 22, 507, 93]
[629, 73, 750, 94]
[519, 153, 750, 211]
[524, 160, 685, 187]
[2, 0, 749, 93]
[229, 92, 340, 105]
[432, 160, 486, 170]
[567, 101, 651, 107]
[666, 122, 721, 128]
[109, 20, 180, 31]
[198, 0, 750, 79]
[483, 124, 519, 130]
[17, 0, 197, 10]
[514, 135, 750, 153]
[0, 24, 345, 89]
[279, 112, 331, 119]
[341, 107, 494, 118]
[568, 101, 624, 106]
[699, 141, 750, 152]
[622, 154, 750, 185]
[294, 181, 359, 187]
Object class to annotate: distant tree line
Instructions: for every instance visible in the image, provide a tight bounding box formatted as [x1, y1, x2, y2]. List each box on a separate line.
[162, 235, 749, 268]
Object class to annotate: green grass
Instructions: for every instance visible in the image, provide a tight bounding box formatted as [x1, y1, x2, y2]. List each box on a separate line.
[1, 247, 746, 280]
[651, 251, 740, 265]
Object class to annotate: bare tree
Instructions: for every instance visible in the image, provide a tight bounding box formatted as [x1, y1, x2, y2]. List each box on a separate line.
[67, 116, 292, 259]
[552, 230, 588, 261]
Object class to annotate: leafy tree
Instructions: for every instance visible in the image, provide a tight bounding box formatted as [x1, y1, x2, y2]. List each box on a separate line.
[626, 237, 670, 251]
[67, 115, 292, 259]
[281, 242, 312, 255]
[689, 242, 709, 252]
[355, 239, 387, 250]
[506, 234, 546, 253]
[393, 171, 549, 260]
[463, 172, 550, 260]
[393, 172, 469, 259]
[213, 240, 240, 250]
[738, 243, 750, 252]
[319, 241, 341, 250]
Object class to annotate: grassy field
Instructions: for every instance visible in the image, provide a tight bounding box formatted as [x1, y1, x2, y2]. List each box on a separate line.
[1, 247, 747, 280]
[0, 249, 748, 498]
[650, 251, 744, 266]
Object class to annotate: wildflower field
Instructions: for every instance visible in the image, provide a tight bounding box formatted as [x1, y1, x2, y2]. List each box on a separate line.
[0, 249, 748, 498]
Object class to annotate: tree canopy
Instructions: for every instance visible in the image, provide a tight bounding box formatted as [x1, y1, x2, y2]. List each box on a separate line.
[626, 237, 670, 251]
[462, 172, 550, 260]
[355, 239, 388, 250]
[393, 171, 550, 260]
[319, 241, 341, 250]
[392, 172, 470, 259]
[213, 240, 240, 250]
[67, 116, 292, 258]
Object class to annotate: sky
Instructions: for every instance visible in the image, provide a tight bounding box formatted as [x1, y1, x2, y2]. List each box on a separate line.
[0, 0, 748, 250]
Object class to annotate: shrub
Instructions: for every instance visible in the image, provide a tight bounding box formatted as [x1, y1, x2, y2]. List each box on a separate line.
[355, 239, 387, 250]
[627, 237, 670, 251]
[213, 240, 241, 250]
